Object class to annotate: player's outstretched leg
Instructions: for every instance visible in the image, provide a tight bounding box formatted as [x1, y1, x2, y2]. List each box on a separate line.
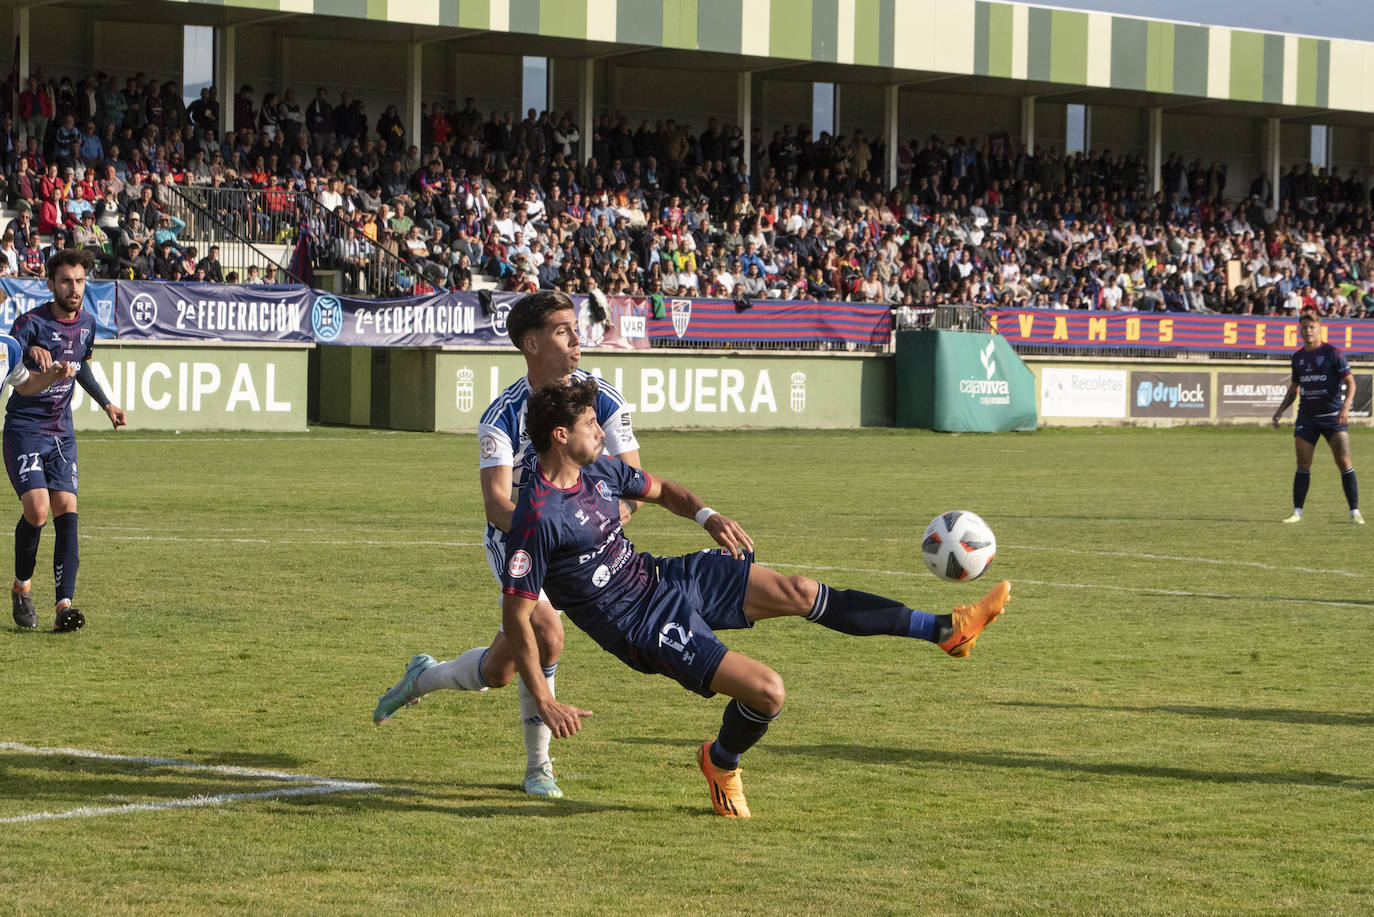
[373, 654, 438, 724]
[746, 566, 1011, 657]
[939, 580, 1011, 657]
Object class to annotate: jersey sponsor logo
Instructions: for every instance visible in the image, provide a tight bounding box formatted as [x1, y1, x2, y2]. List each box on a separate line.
[592, 565, 610, 588]
[508, 550, 532, 578]
[574, 508, 590, 526]
[595, 480, 614, 502]
[479, 434, 498, 459]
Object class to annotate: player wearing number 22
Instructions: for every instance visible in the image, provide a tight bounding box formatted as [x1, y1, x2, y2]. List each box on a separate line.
[499, 377, 1012, 817]
[4, 250, 126, 632]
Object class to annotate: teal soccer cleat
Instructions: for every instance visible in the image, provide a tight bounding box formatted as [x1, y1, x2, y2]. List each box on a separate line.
[372, 654, 436, 724]
[521, 762, 564, 798]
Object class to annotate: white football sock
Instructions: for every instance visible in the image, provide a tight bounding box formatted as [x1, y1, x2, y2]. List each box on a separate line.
[518, 664, 556, 771]
[414, 647, 490, 695]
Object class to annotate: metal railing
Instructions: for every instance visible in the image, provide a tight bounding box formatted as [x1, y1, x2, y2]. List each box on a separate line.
[165, 185, 434, 297]
[162, 186, 310, 284]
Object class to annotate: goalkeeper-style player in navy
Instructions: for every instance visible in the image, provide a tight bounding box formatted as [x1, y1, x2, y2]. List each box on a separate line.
[1272, 311, 1362, 524]
[494, 377, 1010, 818]
[5, 250, 126, 631]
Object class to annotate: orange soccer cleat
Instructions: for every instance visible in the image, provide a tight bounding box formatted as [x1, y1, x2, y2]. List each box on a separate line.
[939, 580, 1011, 658]
[697, 741, 751, 818]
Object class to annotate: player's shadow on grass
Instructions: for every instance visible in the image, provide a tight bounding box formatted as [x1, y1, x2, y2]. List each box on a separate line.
[270, 782, 638, 818]
[996, 699, 1374, 727]
[0, 752, 313, 803]
[613, 738, 1374, 791]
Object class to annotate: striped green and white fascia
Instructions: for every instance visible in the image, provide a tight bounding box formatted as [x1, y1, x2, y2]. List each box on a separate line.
[178, 0, 1374, 114]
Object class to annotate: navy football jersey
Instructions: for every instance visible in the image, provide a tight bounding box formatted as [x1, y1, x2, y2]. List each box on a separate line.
[501, 456, 656, 646]
[1291, 342, 1350, 419]
[4, 302, 98, 435]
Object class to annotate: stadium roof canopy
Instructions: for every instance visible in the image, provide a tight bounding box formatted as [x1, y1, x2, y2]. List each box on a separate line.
[28, 0, 1372, 122]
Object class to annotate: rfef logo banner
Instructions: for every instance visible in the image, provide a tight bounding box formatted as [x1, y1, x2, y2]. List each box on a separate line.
[1, 278, 117, 338]
[308, 290, 508, 347]
[989, 308, 1374, 355]
[116, 281, 313, 343]
[1130, 371, 1210, 418]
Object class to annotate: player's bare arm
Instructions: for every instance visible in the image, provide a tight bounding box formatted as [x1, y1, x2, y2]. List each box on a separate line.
[13, 360, 76, 396]
[501, 591, 591, 737]
[615, 448, 643, 522]
[1272, 381, 1299, 427]
[637, 474, 755, 558]
[1337, 371, 1355, 426]
[480, 464, 516, 533]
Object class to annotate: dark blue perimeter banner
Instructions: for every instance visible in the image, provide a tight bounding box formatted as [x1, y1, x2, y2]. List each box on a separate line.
[1, 278, 118, 338]
[989, 308, 1374, 355]
[646, 298, 892, 347]
[117, 281, 314, 342]
[307, 290, 516, 346]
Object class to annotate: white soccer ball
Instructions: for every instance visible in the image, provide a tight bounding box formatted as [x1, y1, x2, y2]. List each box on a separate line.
[921, 511, 997, 582]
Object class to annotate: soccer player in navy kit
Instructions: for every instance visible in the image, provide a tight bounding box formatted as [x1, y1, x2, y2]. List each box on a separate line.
[373, 291, 642, 800]
[5, 250, 126, 631]
[1272, 312, 1362, 524]
[496, 378, 1011, 818]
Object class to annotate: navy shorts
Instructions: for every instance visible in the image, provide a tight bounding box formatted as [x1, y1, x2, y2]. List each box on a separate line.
[3, 429, 78, 497]
[593, 548, 754, 698]
[1294, 415, 1347, 446]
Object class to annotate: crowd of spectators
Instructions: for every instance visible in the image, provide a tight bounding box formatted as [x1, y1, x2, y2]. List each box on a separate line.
[4, 66, 1374, 320]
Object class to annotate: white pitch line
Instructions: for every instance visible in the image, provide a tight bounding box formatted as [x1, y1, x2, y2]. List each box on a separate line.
[1003, 544, 1367, 578]
[0, 742, 381, 824]
[72, 527, 1370, 580]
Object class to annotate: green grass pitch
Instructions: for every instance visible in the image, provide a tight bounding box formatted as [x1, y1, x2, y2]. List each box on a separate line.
[1, 425, 1370, 916]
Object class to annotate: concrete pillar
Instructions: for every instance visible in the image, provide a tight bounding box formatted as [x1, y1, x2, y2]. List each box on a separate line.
[578, 58, 593, 166]
[1147, 105, 1163, 194]
[884, 83, 899, 189]
[277, 34, 290, 97]
[13, 7, 30, 79]
[215, 25, 236, 120]
[12, 6, 29, 132]
[1020, 95, 1036, 154]
[405, 41, 422, 153]
[737, 70, 752, 178]
[1267, 116, 1282, 209]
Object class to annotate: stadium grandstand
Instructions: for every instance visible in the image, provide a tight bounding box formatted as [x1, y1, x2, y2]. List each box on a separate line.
[4, 0, 1374, 322]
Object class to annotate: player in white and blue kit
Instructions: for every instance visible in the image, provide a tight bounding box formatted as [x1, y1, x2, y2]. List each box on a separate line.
[1272, 312, 1362, 524]
[496, 378, 1010, 818]
[373, 291, 641, 800]
[4, 251, 126, 631]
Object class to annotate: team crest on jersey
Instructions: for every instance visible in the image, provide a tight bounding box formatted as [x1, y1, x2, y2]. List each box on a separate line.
[508, 550, 532, 578]
[80, 329, 90, 347]
[595, 480, 614, 502]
